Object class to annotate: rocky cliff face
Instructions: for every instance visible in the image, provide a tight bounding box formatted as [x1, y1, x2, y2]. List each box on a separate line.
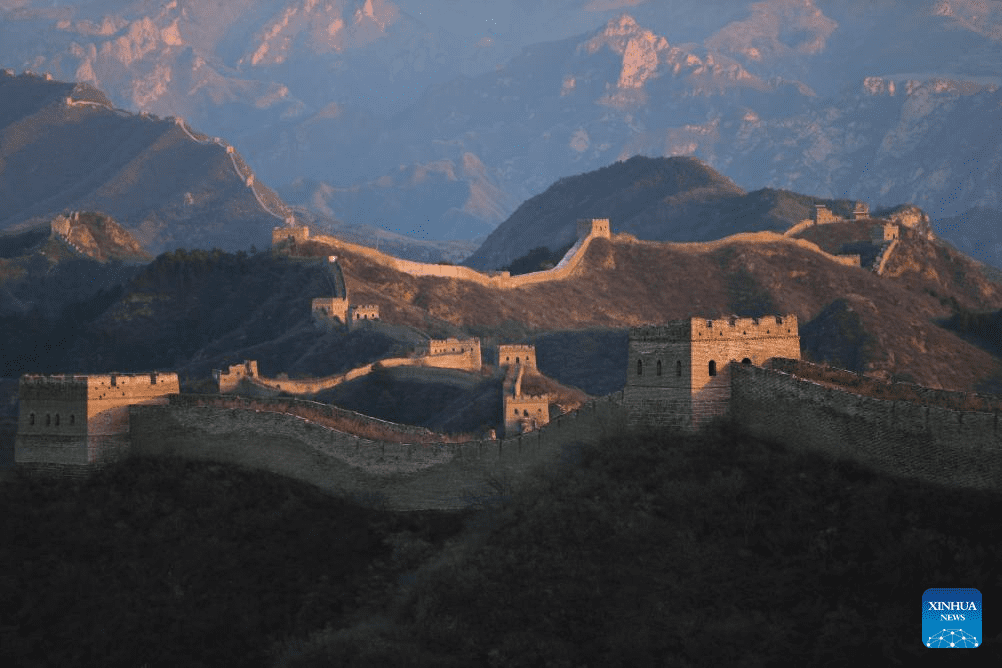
[50, 212, 152, 263]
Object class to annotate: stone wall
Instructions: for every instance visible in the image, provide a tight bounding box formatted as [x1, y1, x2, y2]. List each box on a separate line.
[730, 364, 1002, 491]
[129, 392, 626, 510]
[305, 218, 608, 289]
[219, 349, 482, 398]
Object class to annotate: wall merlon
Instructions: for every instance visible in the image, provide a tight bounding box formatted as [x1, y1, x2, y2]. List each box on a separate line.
[690, 314, 798, 339]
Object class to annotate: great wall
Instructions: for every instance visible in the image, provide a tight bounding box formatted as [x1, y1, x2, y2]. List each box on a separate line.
[275, 212, 899, 287]
[212, 338, 485, 397]
[13, 314, 1002, 508]
[10, 216, 1002, 508]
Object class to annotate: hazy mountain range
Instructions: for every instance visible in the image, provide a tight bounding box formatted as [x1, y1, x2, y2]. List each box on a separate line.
[2, 0, 1001, 264]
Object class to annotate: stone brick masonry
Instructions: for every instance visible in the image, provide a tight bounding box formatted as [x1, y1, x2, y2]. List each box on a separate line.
[730, 364, 1002, 491]
[128, 393, 625, 510]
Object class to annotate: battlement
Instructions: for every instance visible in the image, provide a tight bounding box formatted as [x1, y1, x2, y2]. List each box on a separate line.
[20, 372, 175, 390]
[690, 315, 798, 340]
[577, 218, 611, 241]
[629, 315, 798, 343]
[508, 392, 550, 404]
[348, 304, 380, 326]
[426, 338, 481, 356]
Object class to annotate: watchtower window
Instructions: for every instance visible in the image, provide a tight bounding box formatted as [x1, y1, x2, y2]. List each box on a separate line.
[29, 413, 35, 426]
[741, 358, 752, 365]
[45, 414, 51, 426]
[70, 414, 75, 426]
[55, 414, 60, 426]
[656, 360, 662, 376]
[523, 410, 529, 417]
[636, 359, 643, 375]
[708, 361, 717, 377]
[676, 361, 682, 376]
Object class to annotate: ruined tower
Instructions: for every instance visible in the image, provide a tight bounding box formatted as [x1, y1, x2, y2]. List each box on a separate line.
[624, 315, 800, 430]
[498, 344, 548, 436]
[311, 256, 350, 326]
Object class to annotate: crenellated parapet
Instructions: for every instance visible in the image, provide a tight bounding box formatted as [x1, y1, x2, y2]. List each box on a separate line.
[689, 314, 798, 341]
[347, 304, 380, 328]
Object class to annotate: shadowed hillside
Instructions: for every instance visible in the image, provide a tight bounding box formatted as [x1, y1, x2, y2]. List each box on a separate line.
[6, 212, 1002, 398]
[295, 227, 1002, 393]
[463, 155, 859, 271]
[0, 71, 288, 254]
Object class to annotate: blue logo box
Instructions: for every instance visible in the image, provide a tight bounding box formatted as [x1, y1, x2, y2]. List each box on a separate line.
[923, 588, 982, 648]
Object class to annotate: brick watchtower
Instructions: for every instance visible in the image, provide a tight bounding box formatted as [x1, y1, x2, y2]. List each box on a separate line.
[624, 315, 800, 430]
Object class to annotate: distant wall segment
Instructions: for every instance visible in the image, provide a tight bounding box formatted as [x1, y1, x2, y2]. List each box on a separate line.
[301, 218, 612, 288]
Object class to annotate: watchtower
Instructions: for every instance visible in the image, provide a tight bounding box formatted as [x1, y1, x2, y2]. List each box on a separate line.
[870, 223, 900, 244]
[213, 360, 259, 393]
[271, 224, 310, 246]
[311, 256, 350, 327]
[624, 315, 800, 429]
[16, 371, 179, 470]
[498, 344, 537, 369]
[577, 218, 611, 241]
[812, 205, 838, 225]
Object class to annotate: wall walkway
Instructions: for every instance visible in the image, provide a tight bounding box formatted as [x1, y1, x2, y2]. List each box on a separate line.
[730, 364, 1002, 491]
[129, 392, 626, 510]
[239, 352, 482, 396]
[309, 227, 606, 289]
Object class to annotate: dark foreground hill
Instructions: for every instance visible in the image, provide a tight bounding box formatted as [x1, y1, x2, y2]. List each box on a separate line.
[3, 425, 1000, 665]
[463, 155, 860, 271]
